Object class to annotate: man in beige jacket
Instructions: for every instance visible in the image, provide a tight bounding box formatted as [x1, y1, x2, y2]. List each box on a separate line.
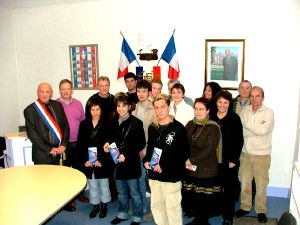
[235, 86, 274, 224]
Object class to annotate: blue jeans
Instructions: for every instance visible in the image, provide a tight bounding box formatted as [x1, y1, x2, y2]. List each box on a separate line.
[116, 178, 143, 222]
[139, 160, 151, 214]
[88, 174, 111, 205]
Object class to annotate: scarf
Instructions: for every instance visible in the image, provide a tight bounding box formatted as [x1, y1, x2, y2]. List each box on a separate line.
[118, 113, 130, 125]
[193, 116, 223, 163]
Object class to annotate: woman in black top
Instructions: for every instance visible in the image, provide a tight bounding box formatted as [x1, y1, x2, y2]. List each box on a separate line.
[210, 90, 244, 225]
[76, 98, 114, 219]
[104, 92, 146, 225]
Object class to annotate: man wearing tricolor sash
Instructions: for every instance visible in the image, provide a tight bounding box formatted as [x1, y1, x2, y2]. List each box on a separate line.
[24, 82, 69, 165]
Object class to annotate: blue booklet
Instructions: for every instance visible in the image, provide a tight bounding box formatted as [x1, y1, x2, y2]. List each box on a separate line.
[109, 142, 120, 164]
[150, 147, 162, 169]
[88, 147, 97, 165]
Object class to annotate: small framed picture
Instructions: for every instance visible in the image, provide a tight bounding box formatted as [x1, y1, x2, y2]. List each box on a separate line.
[205, 39, 245, 90]
[69, 44, 99, 89]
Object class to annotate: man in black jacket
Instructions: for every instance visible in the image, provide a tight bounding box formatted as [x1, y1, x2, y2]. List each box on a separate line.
[24, 82, 69, 165]
[85, 76, 115, 121]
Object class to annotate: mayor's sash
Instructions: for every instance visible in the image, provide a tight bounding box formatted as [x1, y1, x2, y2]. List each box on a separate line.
[33, 99, 63, 145]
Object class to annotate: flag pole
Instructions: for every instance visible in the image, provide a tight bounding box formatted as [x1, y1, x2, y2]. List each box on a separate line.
[157, 28, 176, 66]
[120, 31, 140, 66]
[157, 55, 162, 66]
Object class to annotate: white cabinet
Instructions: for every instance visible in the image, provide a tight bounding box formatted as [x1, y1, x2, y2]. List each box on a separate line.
[290, 162, 300, 225]
[5, 132, 33, 167]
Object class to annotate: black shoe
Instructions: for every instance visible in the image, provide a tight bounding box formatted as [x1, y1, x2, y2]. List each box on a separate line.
[89, 205, 100, 218]
[258, 213, 267, 223]
[130, 222, 140, 225]
[235, 209, 250, 218]
[99, 202, 107, 218]
[111, 217, 127, 224]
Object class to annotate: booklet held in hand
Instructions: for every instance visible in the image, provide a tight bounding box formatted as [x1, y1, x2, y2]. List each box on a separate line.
[150, 147, 162, 169]
[88, 147, 97, 165]
[109, 142, 120, 164]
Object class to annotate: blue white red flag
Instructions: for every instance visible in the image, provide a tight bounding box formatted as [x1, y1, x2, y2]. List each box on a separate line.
[33, 99, 63, 144]
[160, 35, 180, 79]
[118, 37, 136, 79]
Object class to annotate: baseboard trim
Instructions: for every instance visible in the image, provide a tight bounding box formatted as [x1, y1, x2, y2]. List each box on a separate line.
[267, 186, 290, 198]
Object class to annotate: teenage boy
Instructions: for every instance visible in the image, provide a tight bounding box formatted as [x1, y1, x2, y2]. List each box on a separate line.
[132, 80, 156, 221]
[150, 79, 163, 101]
[124, 72, 139, 104]
[144, 94, 189, 225]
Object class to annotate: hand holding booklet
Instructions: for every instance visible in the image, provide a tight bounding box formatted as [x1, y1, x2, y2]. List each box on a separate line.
[88, 147, 97, 165]
[150, 147, 162, 169]
[185, 159, 197, 171]
[109, 142, 120, 164]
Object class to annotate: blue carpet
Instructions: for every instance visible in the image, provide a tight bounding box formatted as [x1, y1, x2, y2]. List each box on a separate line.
[44, 193, 289, 225]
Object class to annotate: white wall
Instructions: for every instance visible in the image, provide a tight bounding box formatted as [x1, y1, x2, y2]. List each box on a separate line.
[0, 8, 19, 135]
[2, 0, 300, 191]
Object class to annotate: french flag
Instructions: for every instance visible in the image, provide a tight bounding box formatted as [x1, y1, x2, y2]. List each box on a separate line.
[161, 35, 180, 79]
[118, 37, 136, 79]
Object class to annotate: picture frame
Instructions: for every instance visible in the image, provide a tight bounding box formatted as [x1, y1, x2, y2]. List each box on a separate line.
[69, 44, 99, 89]
[205, 39, 245, 90]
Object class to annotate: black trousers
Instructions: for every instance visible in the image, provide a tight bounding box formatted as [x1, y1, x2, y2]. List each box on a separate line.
[219, 164, 239, 222]
[63, 141, 77, 168]
[193, 191, 214, 225]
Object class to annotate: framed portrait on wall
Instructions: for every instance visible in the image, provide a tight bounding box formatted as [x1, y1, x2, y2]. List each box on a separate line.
[205, 39, 245, 90]
[69, 44, 99, 89]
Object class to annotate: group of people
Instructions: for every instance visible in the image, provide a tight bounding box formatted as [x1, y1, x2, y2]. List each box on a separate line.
[24, 74, 274, 225]
[185, 80, 273, 225]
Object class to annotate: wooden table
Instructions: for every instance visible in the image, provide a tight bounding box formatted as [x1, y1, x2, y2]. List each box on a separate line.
[0, 165, 86, 225]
